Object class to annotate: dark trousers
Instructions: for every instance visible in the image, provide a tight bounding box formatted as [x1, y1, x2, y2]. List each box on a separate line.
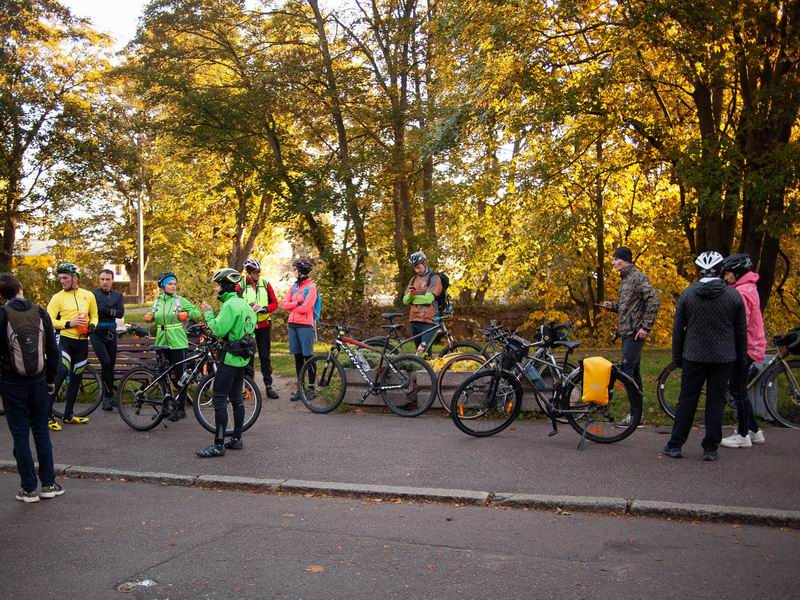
[668, 360, 734, 451]
[90, 329, 118, 397]
[731, 357, 760, 436]
[50, 336, 89, 420]
[411, 321, 438, 350]
[245, 327, 273, 388]
[2, 377, 55, 492]
[167, 349, 188, 411]
[621, 335, 644, 394]
[212, 363, 245, 443]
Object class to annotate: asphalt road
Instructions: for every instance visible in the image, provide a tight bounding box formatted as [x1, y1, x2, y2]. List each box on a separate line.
[1, 474, 797, 600]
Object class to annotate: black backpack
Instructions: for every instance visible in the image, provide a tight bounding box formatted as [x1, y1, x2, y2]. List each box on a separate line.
[1, 304, 45, 376]
[427, 272, 451, 314]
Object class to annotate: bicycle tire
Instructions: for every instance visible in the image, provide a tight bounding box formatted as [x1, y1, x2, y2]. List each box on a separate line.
[117, 368, 167, 431]
[762, 358, 800, 429]
[564, 368, 642, 443]
[656, 361, 736, 421]
[436, 353, 492, 414]
[51, 364, 103, 418]
[436, 341, 485, 359]
[450, 368, 522, 437]
[379, 354, 437, 417]
[298, 355, 346, 413]
[192, 373, 263, 434]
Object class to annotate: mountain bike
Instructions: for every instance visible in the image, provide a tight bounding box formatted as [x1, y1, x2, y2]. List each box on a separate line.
[361, 311, 483, 358]
[297, 322, 437, 417]
[116, 324, 262, 434]
[450, 333, 641, 449]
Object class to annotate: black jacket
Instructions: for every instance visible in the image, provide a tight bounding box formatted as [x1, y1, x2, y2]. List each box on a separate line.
[0, 298, 59, 384]
[672, 278, 748, 365]
[93, 288, 125, 329]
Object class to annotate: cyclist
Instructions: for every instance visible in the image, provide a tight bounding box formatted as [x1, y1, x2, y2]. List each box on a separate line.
[91, 269, 125, 411]
[279, 258, 317, 402]
[403, 251, 442, 354]
[145, 272, 202, 421]
[663, 251, 747, 462]
[240, 258, 279, 400]
[46, 263, 99, 429]
[719, 254, 767, 448]
[197, 268, 257, 457]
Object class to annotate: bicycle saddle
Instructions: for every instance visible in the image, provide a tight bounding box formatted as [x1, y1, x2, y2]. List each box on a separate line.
[381, 312, 404, 321]
[381, 324, 404, 331]
[553, 340, 581, 350]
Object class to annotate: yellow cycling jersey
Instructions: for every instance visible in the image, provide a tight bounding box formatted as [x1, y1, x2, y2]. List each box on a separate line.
[47, 288, 99, 340]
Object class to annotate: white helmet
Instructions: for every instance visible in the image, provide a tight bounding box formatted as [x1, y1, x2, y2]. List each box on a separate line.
[243, 257, 261, 272]
[695, 251, 724, 276]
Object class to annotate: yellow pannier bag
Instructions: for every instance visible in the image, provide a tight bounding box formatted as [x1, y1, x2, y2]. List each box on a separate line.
[582, 356, 613, 406]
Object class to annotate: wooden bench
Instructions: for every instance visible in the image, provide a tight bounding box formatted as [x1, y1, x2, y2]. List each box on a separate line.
[86, 334, 203, 382]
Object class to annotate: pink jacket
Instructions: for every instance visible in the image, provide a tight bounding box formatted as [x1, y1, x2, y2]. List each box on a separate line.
[279, 278, 318, 327]
[730, 272, 766, 362]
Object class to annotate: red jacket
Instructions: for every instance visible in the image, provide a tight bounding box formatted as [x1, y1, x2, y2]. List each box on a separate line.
[279, 278, 318, 327]
[730, 272, 766, 362]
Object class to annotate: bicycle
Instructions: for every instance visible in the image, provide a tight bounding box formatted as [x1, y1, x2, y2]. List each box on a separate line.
[655, 361, 737, 422]
[116, 323, 262, 433]
[437, 321, 580, 418]
[450, 333, 641, 450]
[361, 311, 483, 358]
[297, 322, 437, 417]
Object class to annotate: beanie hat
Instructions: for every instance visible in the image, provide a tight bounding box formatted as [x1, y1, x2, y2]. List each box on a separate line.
[612, 247, 633, 263]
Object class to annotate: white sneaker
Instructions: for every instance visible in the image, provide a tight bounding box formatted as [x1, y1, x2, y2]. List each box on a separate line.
[720, 433, 752, 448]
[748, 429, 765, 444]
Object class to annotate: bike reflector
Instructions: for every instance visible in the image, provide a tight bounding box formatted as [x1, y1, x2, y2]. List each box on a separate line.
[581, 357, 613, 406]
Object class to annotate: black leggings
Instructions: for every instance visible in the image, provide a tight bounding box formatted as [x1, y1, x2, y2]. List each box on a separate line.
[212, 363, 245, 444]
[731, 357, 760, 436]
[294, 354, 315, 386]
[50, 337, 89, 420]
[90, 329, 118, 397]
[167, 348, 188, 411]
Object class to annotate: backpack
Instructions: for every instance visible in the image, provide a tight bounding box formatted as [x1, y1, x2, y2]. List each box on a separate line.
[1, 304, 45, 376]
[427, 272, 451, 314]
[291, 282, 322, 325]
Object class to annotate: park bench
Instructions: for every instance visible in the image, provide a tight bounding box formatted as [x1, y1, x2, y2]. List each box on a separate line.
[86, 332, 202, 382]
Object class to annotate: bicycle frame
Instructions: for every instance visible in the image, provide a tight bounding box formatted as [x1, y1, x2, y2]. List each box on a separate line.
[378, 317, 453, 355]
[327, 333, 410, 394]
[147, 342, 216, 404]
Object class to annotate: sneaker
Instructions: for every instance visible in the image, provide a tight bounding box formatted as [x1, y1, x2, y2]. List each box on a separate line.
[101, 395, 114, 411]
[195, 443, 225, 458]
[720, 433, 752, 448]
[290, 391, 302, 402]
[703, 449, 718, 462]
[15, 489, 39, 503]
[266, 387, 279, 400]
[749, 429, 765, 444]
[48, 418, 62, 432]
[224, 438, 243, 450]
[662, 445, 682, 459]
[614, 414, 644, 429]
[176, 409, 187, 420]
[62, 416, 89, 425]
[39, 482, 65, 499]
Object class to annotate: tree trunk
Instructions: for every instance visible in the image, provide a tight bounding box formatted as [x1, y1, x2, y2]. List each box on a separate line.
[0, 168, 20, 271]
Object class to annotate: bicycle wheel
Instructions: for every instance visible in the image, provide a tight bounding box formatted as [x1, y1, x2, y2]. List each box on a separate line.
[117, 368, 167, 431]
[52, 365, 103, 418]
[436, 353, 492, 414]
[193, 373, 263, 434]
[762, 359, 800, 429]
[298, 355, 346, 413]
[450, 369, 522, 437]
[380, 354, 437, 417]
[565, 368, 642, 443]
[436, 341, 485, 359]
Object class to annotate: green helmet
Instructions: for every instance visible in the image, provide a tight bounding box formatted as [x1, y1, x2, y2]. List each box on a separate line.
[213, 268, 242, 292]
[56, 263, 81, 277]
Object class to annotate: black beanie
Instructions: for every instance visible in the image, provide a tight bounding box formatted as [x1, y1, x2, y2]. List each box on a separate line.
[613, 246, 633, 263]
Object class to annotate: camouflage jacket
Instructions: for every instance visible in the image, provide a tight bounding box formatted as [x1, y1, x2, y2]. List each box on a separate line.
[608, 265, 660, 337]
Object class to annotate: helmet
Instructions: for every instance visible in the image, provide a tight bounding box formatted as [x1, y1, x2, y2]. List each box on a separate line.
[56, 263, 81, 277]
[243, 257, 261, 272]
[213, 268, 242, 292]
[719, 253, 753, 279]
[293, 258, 312, 275]
[695, 251, 724, 276]
[157, 271, 177, 287]
[408, 250, 427, 267]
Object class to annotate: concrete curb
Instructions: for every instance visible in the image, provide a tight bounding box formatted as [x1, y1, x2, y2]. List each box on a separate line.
[0, 461, 796, 527]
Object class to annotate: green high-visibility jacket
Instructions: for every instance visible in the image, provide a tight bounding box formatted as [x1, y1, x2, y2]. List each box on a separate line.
[149, 293, 202, 350]
[204, 291, 257, 367]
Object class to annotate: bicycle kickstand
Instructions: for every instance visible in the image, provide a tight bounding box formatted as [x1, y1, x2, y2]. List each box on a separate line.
[576, 414, 592, 451]
[547, 415, 559, 437]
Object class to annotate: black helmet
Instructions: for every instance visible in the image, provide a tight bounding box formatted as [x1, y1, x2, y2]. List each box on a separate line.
[719, 253, 753, 280]
[293, 258, 312, 275]
[56, 263, 81, 277]
[213, 268, 242, 292]
[408, 250, 427, 267]
[157, 271, 177, 288]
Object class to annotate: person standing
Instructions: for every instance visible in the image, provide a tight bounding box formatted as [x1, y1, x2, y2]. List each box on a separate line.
[145, 272, 202, 420]
[663, 251, 748, 462]
[600, 246, 660, 426]
[47, 263, 99, 429]
[241, 258, 279, 399]
[0, 273, 64, 502]
[279, 258, 318, 402]
[91, 269, 125, 411]
[403, 251, 442, 354]
[197, 268, 257, 457]
[719, 254, 767, 448]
